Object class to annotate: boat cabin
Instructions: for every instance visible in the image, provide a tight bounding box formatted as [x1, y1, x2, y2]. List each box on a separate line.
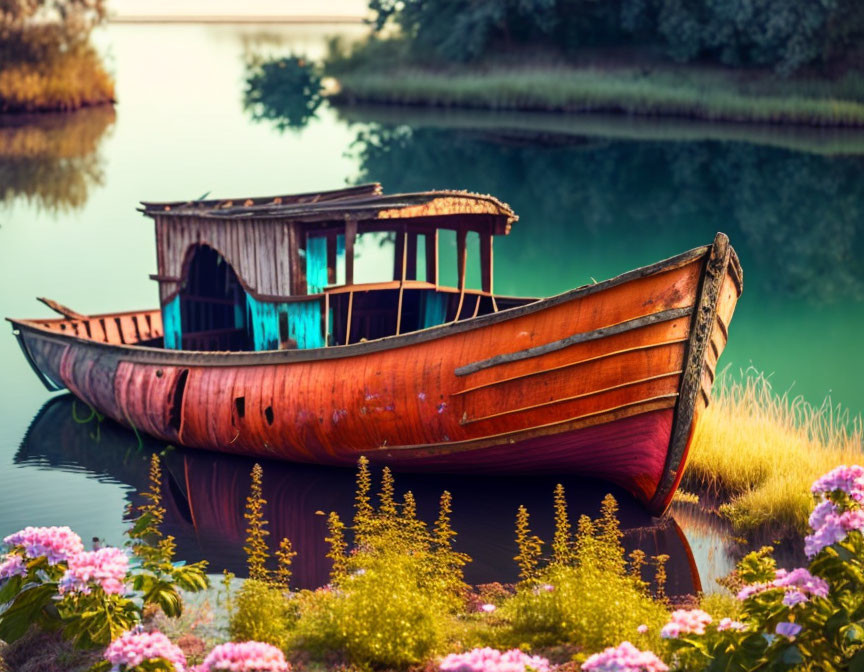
[141, 183, 527, 352]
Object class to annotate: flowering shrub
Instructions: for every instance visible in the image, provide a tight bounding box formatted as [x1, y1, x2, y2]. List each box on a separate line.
[192, 641, 289, 672]
[4, 526, 84, 563]
[59, 547, 129, 595]
[501, 495, 667, 652]
[99, 630, 187, 672]
[661, 464, 864, 670]
[0, 456, 208, 650]
[439, 647, 550, 672]
[581, 641, 667, 672]
[659, 609, 712, 638]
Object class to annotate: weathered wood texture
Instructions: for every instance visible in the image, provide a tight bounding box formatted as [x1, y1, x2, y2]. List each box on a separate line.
[8, 235, 742, 513]
[153, 216, 295, 303]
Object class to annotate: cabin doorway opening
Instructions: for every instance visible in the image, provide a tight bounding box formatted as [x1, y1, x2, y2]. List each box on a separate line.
[179, 245, 251, 351]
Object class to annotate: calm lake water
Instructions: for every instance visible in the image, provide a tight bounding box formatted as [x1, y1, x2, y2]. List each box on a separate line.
[2, 23, 863, 594]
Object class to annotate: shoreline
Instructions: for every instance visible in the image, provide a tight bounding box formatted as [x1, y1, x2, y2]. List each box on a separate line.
[329, 64, 864, 128]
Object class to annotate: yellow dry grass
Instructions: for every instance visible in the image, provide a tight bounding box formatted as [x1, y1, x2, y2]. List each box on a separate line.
[0, 47, 114, 113]
[686, 369, 863, 537]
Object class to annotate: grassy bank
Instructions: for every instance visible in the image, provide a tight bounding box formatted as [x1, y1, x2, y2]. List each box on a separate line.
[330, 62, 864, 127]
[0, 47, 115, 113]
[685, 370, 864, 538]
[336, 104, 864, 156]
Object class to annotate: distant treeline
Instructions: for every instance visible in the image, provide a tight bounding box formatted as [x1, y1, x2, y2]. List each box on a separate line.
[368, 0, 864, 73]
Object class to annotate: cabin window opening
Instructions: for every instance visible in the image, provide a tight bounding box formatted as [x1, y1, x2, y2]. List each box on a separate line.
[235, 396, 245, 419]
[179, 244, 251, 351]
[415, 235, 427, 282]
[264, 405, 274, 425]
[168, 369, 189, 433]
[465, 231, 483, 290]
[353, 231, 396, 284]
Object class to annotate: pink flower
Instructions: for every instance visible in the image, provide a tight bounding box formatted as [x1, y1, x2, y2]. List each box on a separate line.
[0, 554, 26, 582]
[660, 609, 712, 638]
[737, 568, 829, 605]
[805, 508, 864, 557]
[104, 630, 186, 671]
[716, 618, 746, 632]
[440, 647, 551, 672]
[3, 526, 84, 564]
[197, 641, 289, 672]
[811, 465, 864, 501]
[59, 547, 129, 595]
[582, 641, 668, 672]
[637, 624, 649, 634]
[775, 622, 802, 638]
[481, 603, 497, 613]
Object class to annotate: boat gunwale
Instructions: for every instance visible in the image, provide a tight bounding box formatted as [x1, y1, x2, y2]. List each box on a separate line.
[6, 240, 725, 367]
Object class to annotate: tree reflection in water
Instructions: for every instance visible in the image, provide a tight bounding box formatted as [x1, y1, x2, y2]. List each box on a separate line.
[340, 106, 864, 304]
[243, 56, 323, 132]
[0, 105, 114, 213]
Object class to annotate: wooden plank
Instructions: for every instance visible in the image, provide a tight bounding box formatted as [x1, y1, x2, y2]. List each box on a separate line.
[425, 231, 438, 286]
[480, 231, 493, 294]
[344, 218, 356, 287]
[406, 232, 418, 281]
[455, 306, 693, 376]
[393, 227, 406, 282]
[326, 233, 338, 286]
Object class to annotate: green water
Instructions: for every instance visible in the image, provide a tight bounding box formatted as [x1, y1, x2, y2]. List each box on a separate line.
[1, 22, 862, 591]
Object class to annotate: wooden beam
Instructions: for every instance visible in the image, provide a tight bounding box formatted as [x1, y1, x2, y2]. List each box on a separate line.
[393, 227, 406, 282]
[396, 229, 408, 335]
[457, 229, 467, 290]
[454, 228, 467, 321]
[480, 231, 493, 294]
[406, 232, 418, 281]
[426, 230, 438, 286]
[344, 218, 357, 287]
[288, 223, 306, 295]
[326, 234, 337, 285]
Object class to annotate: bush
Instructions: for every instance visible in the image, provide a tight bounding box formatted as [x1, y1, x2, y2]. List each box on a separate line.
[229, 579, 296, 650]
[501, 494, 668, 654]
[292, 551, 449, 667]
[0, 455, 208, 650]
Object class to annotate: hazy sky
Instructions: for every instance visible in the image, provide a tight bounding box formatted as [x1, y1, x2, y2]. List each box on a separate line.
[111, 0, 368, 18]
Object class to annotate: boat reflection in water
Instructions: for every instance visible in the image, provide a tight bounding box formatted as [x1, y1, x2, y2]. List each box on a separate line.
[19, 395, 713, 595]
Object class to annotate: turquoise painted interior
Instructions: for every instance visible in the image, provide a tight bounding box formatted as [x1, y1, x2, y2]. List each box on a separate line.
[162, 296, 182, 350]
[306, 236, 328, 294]
[245, 294, 324, 350]
[421, 291, 449, 328]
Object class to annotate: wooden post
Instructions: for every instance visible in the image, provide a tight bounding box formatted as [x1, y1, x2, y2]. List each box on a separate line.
[396, 225, 408, 335]
[426, 230, 438, 286]
[454, 228, 467, 321]
[324, 291, 330, 346]
[393, 227, 406, 281]
[480, 231, 493, 294]
[406, 232, 418, 281]
[326, 234, 337, 286]
[345, 290, 354, 345]
[288, 223, 307, 296]
[344, 218, 356, 287]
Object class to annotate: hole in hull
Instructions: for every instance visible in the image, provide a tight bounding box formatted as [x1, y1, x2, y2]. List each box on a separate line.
[235, 396, 245, 419]
[264, 405, 274, 426]
[168, 369, 189, 433]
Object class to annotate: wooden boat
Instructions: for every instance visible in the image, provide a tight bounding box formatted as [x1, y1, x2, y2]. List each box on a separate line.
[7, 183, 742, 515]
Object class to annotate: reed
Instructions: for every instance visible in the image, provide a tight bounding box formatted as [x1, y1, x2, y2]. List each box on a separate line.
[333, 66, 864, 127]
[686, 368, 864, 537]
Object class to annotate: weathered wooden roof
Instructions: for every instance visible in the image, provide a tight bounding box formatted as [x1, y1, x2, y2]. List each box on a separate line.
[139, 183, 517, 232]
